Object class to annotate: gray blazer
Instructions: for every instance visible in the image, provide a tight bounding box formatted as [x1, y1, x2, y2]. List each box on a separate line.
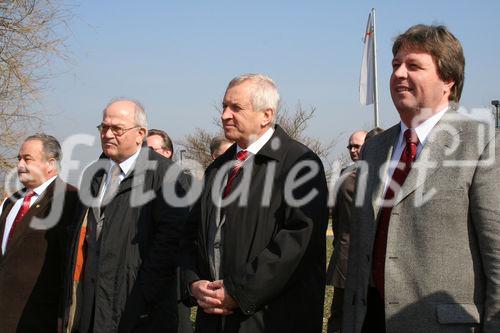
[342, 110, 500, 333]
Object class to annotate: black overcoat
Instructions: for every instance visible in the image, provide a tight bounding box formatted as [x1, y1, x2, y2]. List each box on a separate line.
[182, 126, 328, 333]
[63, 147, 190, 333]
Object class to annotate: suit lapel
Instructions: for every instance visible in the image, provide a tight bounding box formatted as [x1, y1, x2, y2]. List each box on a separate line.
[5, 180, 57, 255]
[90, 164, 106, 224]
[394, 111, 462, 206]
[369, 124, 400, 221]
[0, 194, 19, 259]
[101, 147, 149, 220]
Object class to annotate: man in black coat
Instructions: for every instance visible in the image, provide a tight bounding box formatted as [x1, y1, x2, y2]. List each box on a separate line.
[62, 99, 190, 333]
[0, 134, 78, 333]
[182, 74, 328, 333]
[326, 130, 367, 333]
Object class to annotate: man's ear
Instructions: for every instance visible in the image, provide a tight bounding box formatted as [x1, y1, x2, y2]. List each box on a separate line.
[261, 108, 274, 127]
[137, 128, 147, 145]
[444, 80, 455, 96]
[47, 158, 58, 174]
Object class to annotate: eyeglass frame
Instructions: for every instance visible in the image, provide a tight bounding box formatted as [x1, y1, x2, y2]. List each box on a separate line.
[346, 144, 362, 150]
[97, 123, 142, 136]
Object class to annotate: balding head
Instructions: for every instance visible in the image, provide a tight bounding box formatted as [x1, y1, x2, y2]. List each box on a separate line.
[347, 130, 367, 161]
[99, 99, 148, 163]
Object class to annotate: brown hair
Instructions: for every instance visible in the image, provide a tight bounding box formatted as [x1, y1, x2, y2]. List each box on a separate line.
[147, 129, 174, 155]
[392, 24, 465, 102]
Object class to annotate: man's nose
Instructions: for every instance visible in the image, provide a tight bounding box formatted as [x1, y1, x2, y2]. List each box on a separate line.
[102, 127, 114, 138]
[221, 107, 232, 120]
[393, 64, 407, 78]
[17, 159, 25, 169]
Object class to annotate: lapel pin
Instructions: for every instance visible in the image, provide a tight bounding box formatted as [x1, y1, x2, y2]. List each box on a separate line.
[36, 204, 40, 208]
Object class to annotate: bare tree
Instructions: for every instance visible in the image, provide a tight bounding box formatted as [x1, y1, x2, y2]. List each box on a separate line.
[179, 101, 337, 172]
[0, 0, 69, 172]
[178, 127, 221, 170]
[276, 102, 337, 168]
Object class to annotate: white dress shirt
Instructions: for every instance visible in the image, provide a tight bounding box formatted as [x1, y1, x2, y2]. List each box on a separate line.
[98, 148, 141, 203]
[237, 127, 275, 156]
[383, 107, 448, 193]
[1, 175, 57, 254]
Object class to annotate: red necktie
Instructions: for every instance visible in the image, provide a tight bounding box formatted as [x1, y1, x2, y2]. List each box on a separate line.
[372, 129, 419, 298]
[223, 150, 249, 198]
[6, 190, 36, 249]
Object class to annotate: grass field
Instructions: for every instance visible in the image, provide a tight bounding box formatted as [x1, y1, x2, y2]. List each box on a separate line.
[190, 236, 335, 333]
[323, 236, 334, 333]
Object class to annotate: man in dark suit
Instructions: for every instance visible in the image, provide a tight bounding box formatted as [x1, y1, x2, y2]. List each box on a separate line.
[209, 136, 233, 160]
[343, 24, 500, 333]
[326, 130, 366, 333]
[147, 128, 174, 159]
[182, 74, 328, 333]
[0, 134, 78, 333]
[147, 128, 194, 333]
[62, 99, 190, 333]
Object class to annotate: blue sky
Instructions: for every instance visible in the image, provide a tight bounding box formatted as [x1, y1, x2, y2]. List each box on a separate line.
[39, 0, 500, 175]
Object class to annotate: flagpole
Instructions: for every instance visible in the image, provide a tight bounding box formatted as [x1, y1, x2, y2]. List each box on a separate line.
[372, 8, 379, 128]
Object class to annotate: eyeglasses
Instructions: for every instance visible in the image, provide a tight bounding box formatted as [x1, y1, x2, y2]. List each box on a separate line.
[97, 124, 140, 136]
[347, 144, 362, 150]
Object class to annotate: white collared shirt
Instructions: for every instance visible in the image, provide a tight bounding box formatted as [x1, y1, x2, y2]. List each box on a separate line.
[98, 148, 141, 203]
[236, 127, 275, 157]
[1, 175, 58, 254]
[383, 107, 448, 192]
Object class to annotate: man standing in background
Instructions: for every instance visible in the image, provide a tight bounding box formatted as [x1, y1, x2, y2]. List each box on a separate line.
[146, 127, 194, 333]
[326, 130, 366, 333]
[147, 128, 174, 159]
[209, 136, 233, 160]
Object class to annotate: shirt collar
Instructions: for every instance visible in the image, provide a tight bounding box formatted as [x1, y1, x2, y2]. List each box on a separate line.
[237, 127, 275, 155]
[399, 106, 448, 147]
[109, 148, 141, 176]
[30, 175, 57, 197]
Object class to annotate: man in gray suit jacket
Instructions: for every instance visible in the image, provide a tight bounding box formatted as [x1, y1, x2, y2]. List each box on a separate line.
[343, 24, 500, 333]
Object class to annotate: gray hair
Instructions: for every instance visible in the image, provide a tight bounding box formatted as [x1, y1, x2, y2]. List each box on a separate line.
[24, 133, 62, 169]
[226, 73, 280, 121]
[102, 97, 148, 129]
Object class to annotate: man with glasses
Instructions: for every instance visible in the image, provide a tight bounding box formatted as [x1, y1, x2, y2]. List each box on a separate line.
[346, 131, 367, 162]
[62, 99, 190, 333]
[326, 130, 367, 333]
[147, 129, 174, 159]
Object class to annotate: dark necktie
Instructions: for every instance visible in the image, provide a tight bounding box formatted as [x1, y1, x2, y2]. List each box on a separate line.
[223, 150, 249, 198]
[6, 190, 36, 249]
[372, 129, 419, 298]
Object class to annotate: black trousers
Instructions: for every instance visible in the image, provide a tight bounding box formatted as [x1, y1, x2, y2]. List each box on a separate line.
[361, 287, 386, 333]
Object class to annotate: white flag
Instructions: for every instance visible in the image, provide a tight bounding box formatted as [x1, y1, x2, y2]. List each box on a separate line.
[359, 12, 374, 106]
